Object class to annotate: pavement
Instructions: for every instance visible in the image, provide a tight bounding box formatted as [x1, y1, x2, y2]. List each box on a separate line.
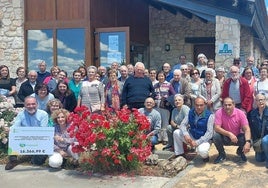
[1, 144, 268, 188]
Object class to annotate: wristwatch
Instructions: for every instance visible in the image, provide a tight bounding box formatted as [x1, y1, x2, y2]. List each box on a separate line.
[246, 139, 252, 145]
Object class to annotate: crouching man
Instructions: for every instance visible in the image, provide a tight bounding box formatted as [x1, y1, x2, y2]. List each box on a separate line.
[170, 97, 214, 162]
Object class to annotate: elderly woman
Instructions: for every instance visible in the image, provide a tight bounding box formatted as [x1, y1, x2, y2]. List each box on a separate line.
[154, 70, 176, 145]
[48, 109, 78, 168]
[104, 69, 123, 110]
[0, 65, 16, 105]
[30, 83, 55, 111]
[46, 98, 63, 127]
[43, 66, 60, 84]
[163, 94, 190, 151]
[47, 70, 69, 92]
[199, 68, 221, 112]
[77, 66, 105, 113]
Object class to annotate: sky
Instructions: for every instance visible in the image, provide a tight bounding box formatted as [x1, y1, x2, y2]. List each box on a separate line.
[266, 0, 268, 13]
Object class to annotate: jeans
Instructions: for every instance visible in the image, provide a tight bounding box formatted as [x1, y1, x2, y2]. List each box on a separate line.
[151, 135, 159, 146]
[255, 135, 268, 167]
[213, 132, 245, 155]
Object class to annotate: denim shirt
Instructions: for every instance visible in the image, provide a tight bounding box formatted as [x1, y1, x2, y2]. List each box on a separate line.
[12, 109, 48, 127]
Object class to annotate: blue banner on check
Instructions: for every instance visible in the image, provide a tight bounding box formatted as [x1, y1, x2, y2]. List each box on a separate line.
[8, 127, 54, 155]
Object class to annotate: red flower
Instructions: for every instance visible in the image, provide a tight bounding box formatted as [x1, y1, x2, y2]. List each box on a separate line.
[101, 148, 111, 157]
[127, 154, 134, 161]
[67, 105, 151, 172]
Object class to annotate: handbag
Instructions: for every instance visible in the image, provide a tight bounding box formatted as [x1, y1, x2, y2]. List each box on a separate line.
[253, 117, 266, 152]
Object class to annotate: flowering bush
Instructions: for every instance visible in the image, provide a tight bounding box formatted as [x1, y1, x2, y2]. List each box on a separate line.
[0, 95, 23, 154]
[68, 106, 152, 172]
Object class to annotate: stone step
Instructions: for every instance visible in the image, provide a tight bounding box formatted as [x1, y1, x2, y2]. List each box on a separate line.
[154, 150, 174, 160]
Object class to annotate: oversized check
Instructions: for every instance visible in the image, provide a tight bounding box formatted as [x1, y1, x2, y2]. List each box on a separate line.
[8, 127, 54, 155]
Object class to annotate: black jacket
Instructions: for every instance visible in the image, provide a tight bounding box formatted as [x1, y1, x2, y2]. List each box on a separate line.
[18, 81, 39, 102]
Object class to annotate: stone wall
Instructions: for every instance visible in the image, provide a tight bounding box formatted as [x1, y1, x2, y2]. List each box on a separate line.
[149, 7, 215, 70]
[0, 0, 24, 77]
[215, 16, 240, 69]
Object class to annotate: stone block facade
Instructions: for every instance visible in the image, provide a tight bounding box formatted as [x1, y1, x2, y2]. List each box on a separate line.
[149, 7, 215, 69]
[0, 0, 24, 77]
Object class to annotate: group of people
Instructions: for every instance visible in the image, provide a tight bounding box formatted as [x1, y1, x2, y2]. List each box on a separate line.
[2, 52, 268, 170]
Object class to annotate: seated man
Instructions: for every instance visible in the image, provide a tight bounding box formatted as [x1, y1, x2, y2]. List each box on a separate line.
[138, 97, 161, 150]
[171, 97, 214, 162]
[213, 97, 251, 164]
[5, 96, 49, 170]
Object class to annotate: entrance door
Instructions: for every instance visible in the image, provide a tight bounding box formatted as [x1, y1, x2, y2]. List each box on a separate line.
[94, 27, 130, 68]
[193, 44, 215, 65]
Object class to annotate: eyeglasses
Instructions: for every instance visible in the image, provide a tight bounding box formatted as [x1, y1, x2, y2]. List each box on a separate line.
[192, 72, 199, 75]
[256, 98, 265, 102]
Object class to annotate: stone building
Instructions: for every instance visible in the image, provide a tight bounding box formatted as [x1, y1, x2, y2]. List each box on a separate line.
[0, 0, 267, 76]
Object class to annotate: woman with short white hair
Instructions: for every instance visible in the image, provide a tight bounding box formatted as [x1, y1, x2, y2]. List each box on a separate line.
[199, 68, 221, 112]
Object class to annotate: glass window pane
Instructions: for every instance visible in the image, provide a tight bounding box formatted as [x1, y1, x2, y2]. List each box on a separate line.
[99, 32, 126, 68]
[57, 29, 85, 78]
[27, 29, 53, 71]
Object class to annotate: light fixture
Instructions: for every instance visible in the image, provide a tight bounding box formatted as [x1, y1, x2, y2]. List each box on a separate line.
[165, 44, 170, 51]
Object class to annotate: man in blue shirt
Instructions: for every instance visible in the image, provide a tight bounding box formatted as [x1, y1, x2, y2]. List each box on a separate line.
[122, 62, 155, 109]
[5, 96, 49, 170]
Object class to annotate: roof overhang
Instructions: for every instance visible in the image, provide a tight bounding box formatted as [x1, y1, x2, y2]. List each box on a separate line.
[148, 0, 268, 53]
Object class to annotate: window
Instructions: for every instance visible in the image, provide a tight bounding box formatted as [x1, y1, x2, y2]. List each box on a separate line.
[27, 29, 85, 76]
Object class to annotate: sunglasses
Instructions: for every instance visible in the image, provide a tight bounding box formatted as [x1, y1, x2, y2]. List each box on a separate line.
[192, 72, 199, 75]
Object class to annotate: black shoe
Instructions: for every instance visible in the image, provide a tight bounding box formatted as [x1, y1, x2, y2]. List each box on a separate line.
[236, 149, 247, 162]
[5, 161, 19, 170]
[162, 145, 172, 151]
[203, 157, 209, 163]
[240, 153, 247, 162]
[214, 154, 226, 164]
[162, 141, 168, 145]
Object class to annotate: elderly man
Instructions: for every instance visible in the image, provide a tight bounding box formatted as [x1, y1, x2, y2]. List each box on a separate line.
[248, 94, 268, 168]
[170, 97, 214, 162]
[222, 65, 252, 113]
[138, 97, 161, 149]
[246, 56, 259, 78]
[98, 66, 109, 86]
[170, 69, 191, 107]
[118, 65, 129, 84]
[213, 97, 251, 164]
[162, 63, 173, 82]
[5, 96, 49, 170]
[18, 70, 39, 102]
[37, 61, 50, 83]
[121, 62, 155, 109]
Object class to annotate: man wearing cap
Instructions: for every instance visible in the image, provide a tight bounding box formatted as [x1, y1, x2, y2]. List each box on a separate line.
[196, 53, 207, 76]
[233, 57, 244, 75]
